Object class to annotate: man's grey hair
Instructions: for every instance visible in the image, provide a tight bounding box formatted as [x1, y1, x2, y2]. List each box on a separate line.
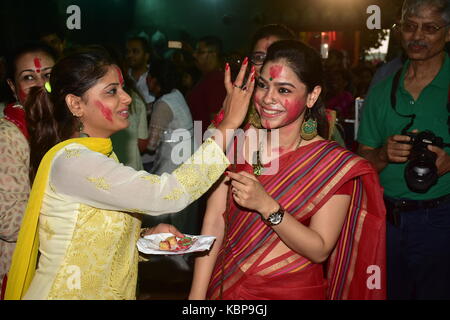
[402, 0, 450, 24]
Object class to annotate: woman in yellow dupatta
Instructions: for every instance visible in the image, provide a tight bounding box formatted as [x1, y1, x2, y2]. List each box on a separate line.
[5, 47, 255, 300]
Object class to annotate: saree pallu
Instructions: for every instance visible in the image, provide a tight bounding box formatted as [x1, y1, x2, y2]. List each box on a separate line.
[207, 140, 386, 300]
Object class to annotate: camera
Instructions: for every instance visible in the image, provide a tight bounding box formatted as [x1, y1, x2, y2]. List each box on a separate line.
[403, 130, 443, 193]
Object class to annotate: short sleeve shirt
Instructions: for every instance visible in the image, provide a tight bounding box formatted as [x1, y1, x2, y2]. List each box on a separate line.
[357, 53, 450, 200]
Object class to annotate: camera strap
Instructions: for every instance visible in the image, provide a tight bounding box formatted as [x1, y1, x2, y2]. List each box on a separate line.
[391, 69, 450, 139]
[390, 69, 416, 135]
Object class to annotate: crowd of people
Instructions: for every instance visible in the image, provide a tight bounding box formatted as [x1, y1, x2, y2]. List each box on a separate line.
[0, 0, 449, 300]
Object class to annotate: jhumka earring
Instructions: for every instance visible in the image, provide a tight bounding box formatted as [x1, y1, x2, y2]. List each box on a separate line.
[77, 118, 90, 138]
[300, 109, 318, 140]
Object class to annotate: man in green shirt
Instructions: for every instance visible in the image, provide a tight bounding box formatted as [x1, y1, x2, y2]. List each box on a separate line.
[357, 0, 450, 299]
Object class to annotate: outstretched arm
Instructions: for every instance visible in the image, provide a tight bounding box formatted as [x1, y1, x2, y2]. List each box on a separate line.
[50, 139, 229, 215]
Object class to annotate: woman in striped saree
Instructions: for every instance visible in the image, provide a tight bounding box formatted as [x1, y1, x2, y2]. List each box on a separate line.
[189, 40, 386, 300]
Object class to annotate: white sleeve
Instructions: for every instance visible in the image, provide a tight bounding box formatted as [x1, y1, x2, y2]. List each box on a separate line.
[49, 138, 229, 216]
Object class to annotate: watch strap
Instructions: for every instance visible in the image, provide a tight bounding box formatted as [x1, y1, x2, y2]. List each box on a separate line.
[263, 205, 285, 226]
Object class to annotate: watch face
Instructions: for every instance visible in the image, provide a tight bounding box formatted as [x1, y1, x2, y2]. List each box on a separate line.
[268, 211, 283, 225]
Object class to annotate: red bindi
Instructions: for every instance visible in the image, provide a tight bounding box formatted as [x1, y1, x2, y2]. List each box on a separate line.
[269, 65, 283, 81]
[34, 58, 42, 73]
[95, 101, 113, 122]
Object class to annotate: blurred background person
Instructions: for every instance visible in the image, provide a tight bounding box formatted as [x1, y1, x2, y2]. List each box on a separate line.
[351, 64, 375, 99]
[143, 59, 198, 234]
[187, 36, 226, 136]
[126, 36, 155, 112]
[0, 42, 56, 292]
[324, 68, 355, 120]
[164, 44, 202, 98]
[38, 30, 66, 59]
[249, 23, 296, 77]
[0, 56, 7, 117]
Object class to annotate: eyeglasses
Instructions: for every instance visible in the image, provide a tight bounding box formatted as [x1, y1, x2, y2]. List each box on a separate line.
[250, 52, 266, 66]
[393, 21, 450, 35]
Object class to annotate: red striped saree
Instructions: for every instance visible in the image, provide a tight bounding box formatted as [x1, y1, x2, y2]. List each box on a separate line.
[207, 140, 386, 300]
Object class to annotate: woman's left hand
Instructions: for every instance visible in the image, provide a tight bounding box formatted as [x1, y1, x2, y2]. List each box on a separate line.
[140, 223, 184, 238]
[227, 171, 279, 215]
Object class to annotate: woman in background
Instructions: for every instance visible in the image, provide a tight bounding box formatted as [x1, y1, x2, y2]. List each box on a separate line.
[0, 43, 56, 293]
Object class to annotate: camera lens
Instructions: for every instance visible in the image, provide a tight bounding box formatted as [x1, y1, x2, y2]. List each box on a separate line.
[413, 166, 431, 176]
[405, 158, 438, 193]
[403, 130, 442, 193]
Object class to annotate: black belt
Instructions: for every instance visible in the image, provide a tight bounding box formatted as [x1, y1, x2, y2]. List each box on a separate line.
[384, 193, 450, 227]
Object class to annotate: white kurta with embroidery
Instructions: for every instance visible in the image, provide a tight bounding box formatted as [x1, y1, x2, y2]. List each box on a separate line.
[23, 138, 229, 300]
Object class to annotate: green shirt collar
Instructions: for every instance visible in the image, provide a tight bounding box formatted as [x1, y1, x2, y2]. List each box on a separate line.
[400, 52, 450, 92]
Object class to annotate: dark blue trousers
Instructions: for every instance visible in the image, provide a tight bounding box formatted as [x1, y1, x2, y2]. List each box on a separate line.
[387, 200, 450, 300]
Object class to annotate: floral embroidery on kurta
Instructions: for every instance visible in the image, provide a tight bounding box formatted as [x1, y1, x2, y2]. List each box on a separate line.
[86, 177, 110, 191]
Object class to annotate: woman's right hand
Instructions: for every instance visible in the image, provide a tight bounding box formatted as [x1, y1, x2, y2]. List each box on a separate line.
[140, 223, 184, 238]
[217, 58, 256, 131]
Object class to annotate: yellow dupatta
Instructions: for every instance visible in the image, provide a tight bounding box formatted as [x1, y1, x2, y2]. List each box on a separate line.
[5, 137, 112, 300]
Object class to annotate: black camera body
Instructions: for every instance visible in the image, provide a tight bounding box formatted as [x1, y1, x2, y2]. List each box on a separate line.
[403, 130, 444, 193]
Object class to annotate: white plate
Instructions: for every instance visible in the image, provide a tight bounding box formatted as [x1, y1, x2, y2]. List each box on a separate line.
[137, 233, 216, 255]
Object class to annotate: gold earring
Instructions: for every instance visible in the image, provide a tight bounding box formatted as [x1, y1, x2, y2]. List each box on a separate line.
[300, 109, 317, 140]
[78, 119, 90, 138]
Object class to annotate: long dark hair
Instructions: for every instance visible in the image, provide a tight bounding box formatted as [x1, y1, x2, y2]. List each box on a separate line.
[25, 48, 114, 181]
[262, 40, 329, 139]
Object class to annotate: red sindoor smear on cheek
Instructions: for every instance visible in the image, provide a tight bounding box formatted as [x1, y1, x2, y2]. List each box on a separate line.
[269, 65, 283, 80]
[95, 101, 113, 122]
[284, 99, 305, 123]
[34, 58, 42, 73]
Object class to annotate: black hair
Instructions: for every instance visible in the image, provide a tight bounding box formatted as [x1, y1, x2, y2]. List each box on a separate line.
[198, 36, 223, 56]
[38, 29, 65, 42]
[26, 47, 114, 181]
[250, 24, 297, 51]
[264, 40, 329, 138]
[127, 36, 152, 54]
[148, 59, 182, 96]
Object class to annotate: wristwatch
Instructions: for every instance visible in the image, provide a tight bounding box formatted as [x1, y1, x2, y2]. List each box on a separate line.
[262, 205, 285, 226]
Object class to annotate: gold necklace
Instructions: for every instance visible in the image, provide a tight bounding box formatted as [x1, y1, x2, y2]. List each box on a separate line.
[253, 138, 302, 176]
[253, 143, 264, 176]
